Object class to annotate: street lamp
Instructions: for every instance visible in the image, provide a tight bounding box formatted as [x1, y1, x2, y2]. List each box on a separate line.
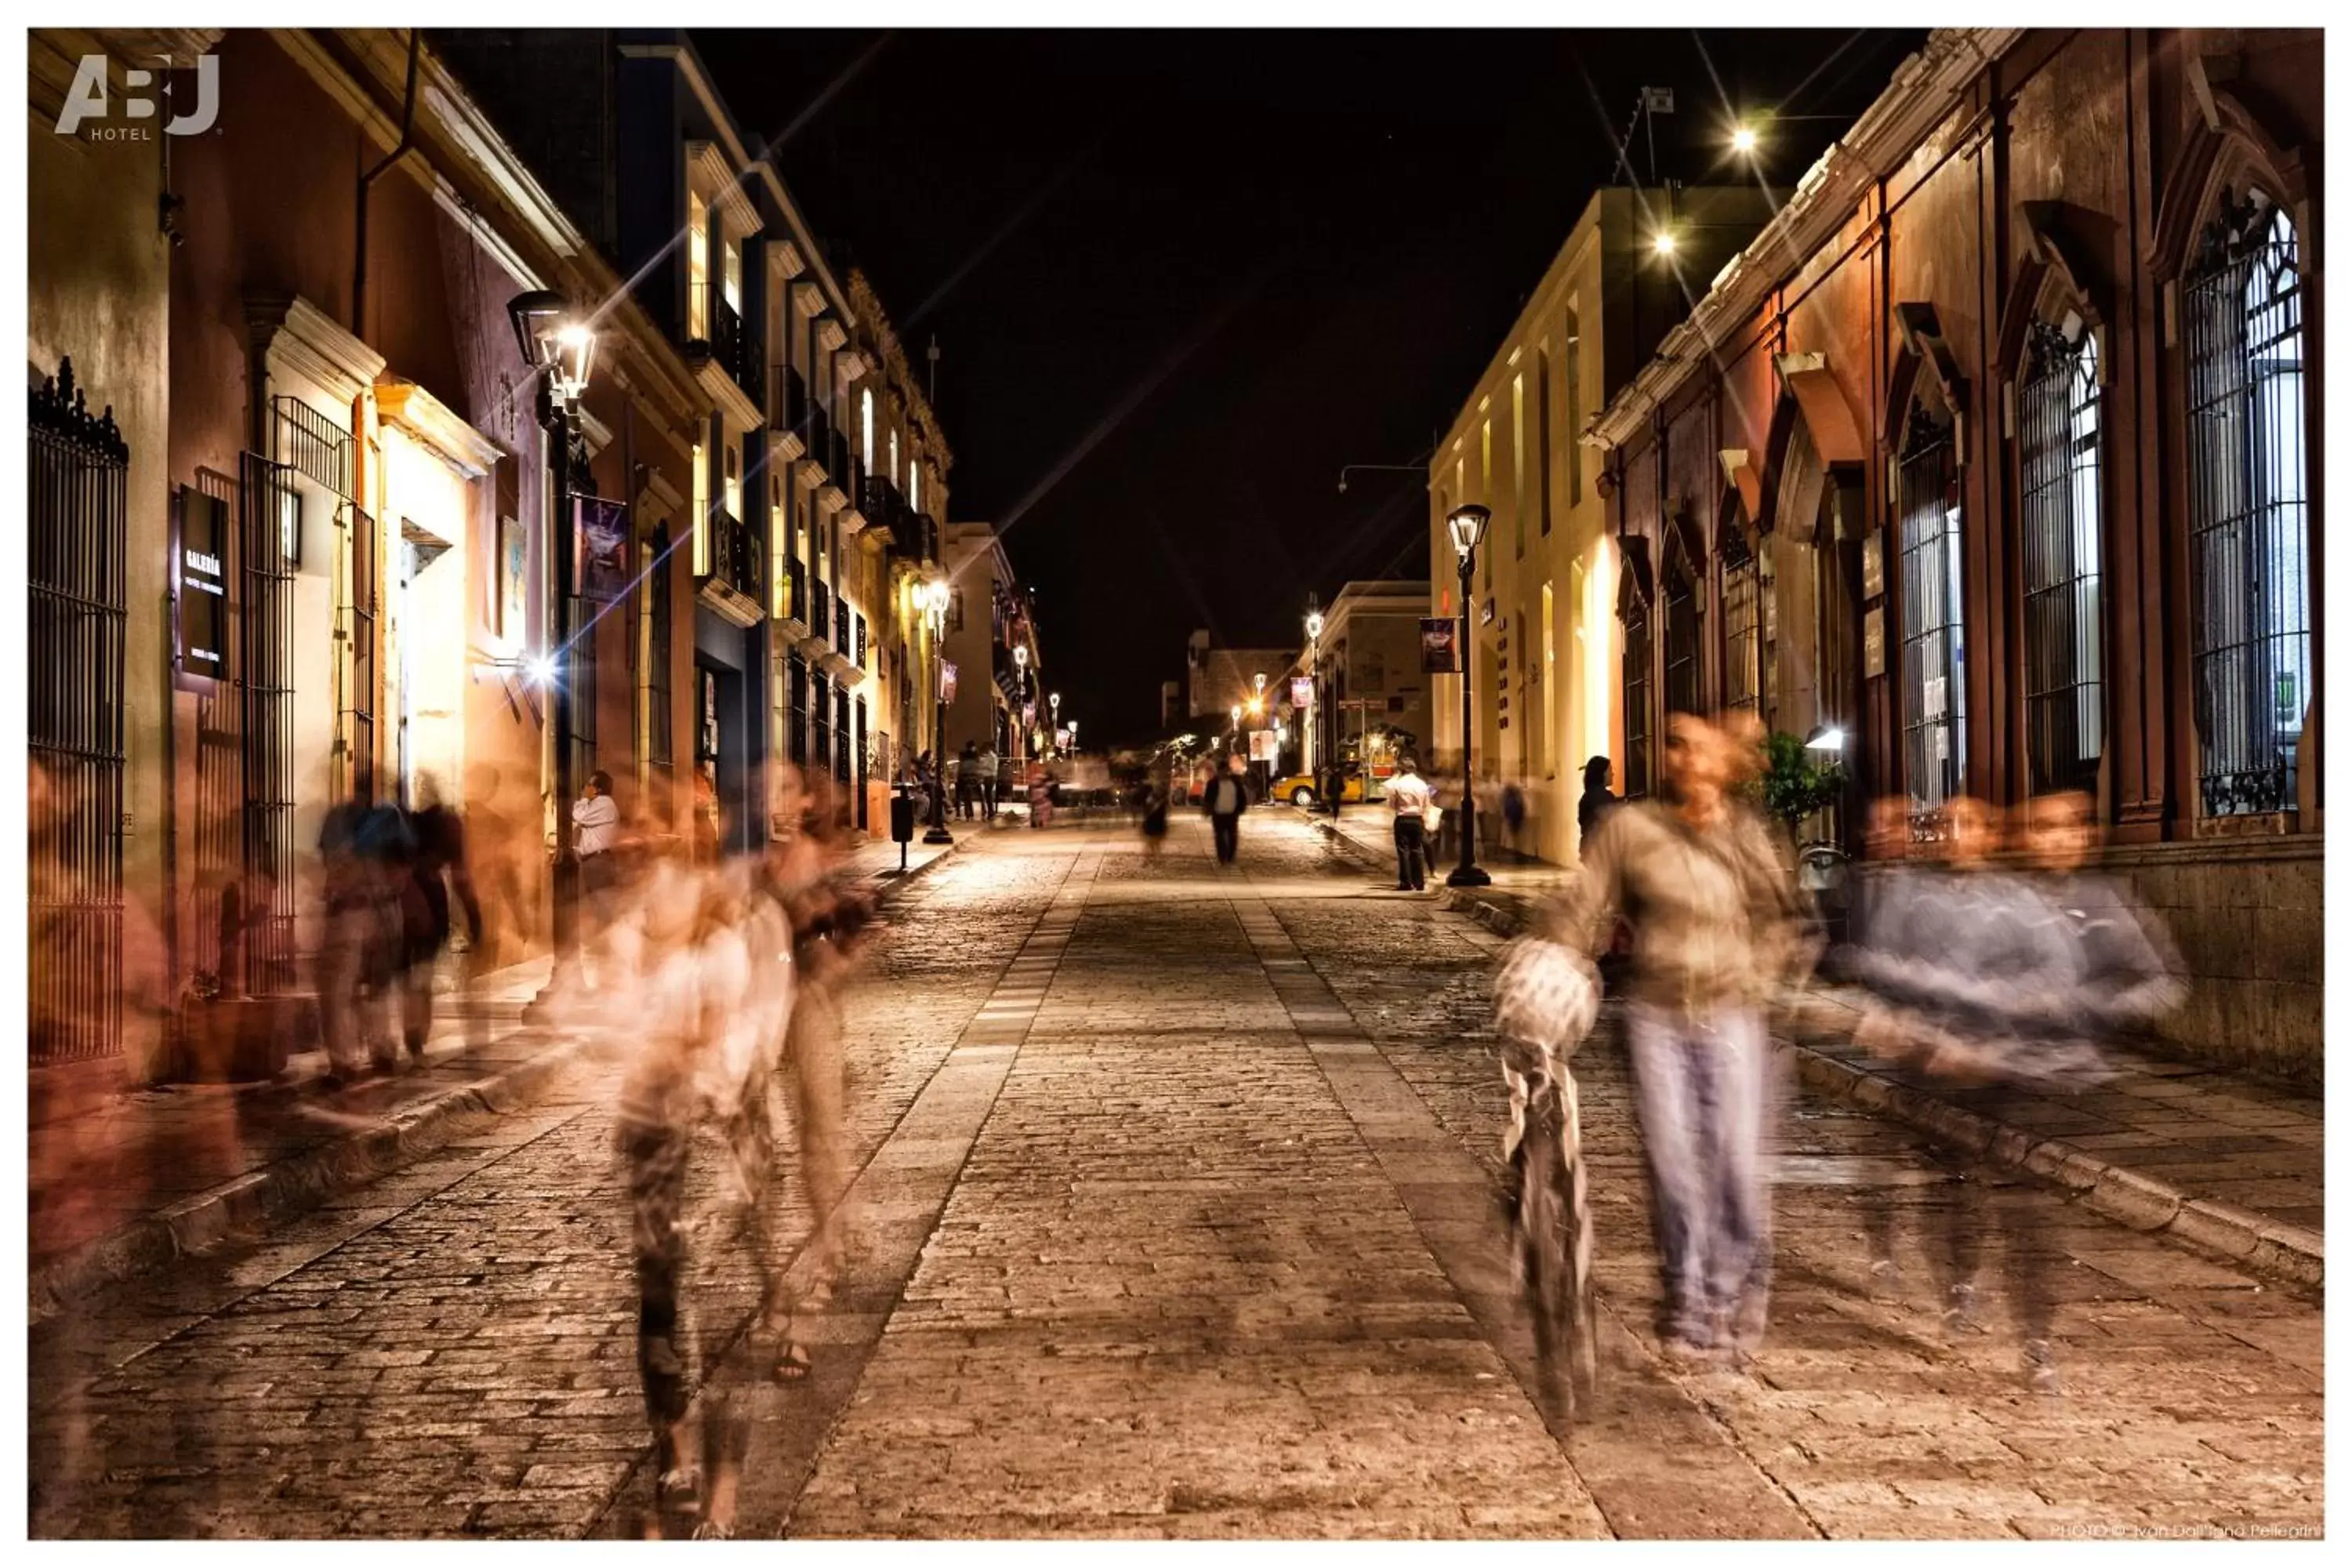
[922, 575, 953, 844]
[1304, 599, 1324, 801]
[510, 290, 597, 1023]
[1445, 503, 1492, 887]
[1011, 641, 1030, 777]
[1050, 691, 1062, 751]
[1730, 123, 1759, 155]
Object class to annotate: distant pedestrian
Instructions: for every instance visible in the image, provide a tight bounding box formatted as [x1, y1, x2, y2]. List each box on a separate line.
[1029, 767, 1054, 829]
[1577, 756, 1619, 860]
[1385, 756, 1433, 891]
[1141, 764, 1171, 857]
[956, 742, 980, 821]
[1203, 753, 1248, 865]
[977, 745, 1000, 819]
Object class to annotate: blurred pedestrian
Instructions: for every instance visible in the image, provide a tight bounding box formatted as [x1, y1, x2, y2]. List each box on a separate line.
[1029, 765, 1054, 829]
[1142, 762, 1171, 856]
[399, 773, 482, 1060]
[1386, 755, 1433, 891]
[1203, 751, 1248, 865]
[978, 742, 1001, 819]
[956, 741, 980, 821]
[1539, 713, 1806, 1362]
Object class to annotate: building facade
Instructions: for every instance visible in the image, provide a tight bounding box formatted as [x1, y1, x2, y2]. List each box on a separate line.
[1288, 579, 1436, 789]
[942, 521, 1044, 773]
[1428, 185, 1777, 865]
[1587, 27, 2323, 1082]
[28, 27, 715, 1087]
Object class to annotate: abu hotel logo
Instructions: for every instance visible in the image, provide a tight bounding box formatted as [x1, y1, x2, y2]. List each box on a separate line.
[55, 53, 220, 140]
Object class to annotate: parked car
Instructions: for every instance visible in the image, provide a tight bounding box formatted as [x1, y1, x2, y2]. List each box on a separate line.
[1270, 771, 1387, 807]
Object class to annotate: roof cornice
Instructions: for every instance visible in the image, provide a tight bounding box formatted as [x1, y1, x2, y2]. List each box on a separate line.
[1587, 27, 2021, 452]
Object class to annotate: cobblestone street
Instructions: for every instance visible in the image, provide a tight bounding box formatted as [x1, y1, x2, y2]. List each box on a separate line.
[27, 814, 2323, 1539]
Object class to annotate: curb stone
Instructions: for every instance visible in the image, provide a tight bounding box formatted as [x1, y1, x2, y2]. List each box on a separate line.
[28, 835, 966, 1323]
[1307, 811, 2324, 1290]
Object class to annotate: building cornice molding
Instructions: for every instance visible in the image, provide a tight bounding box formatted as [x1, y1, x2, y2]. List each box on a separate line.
[1589, 27, 2023, 452]
[245, 290, 387, 405]
[376, 376, 501, 478]
[686, 140, 762, 240]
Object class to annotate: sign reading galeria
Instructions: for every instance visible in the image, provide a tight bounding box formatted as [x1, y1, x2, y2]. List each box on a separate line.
[175, 485, 230, 687]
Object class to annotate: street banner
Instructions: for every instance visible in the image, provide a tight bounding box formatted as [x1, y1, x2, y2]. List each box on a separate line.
[1054, 727, 1071, 751]
[1022, 702, 1037, 727]
[574, 496, 630, 601]
[940, 660, 959, 705]
[1420, 618, 1457, 673]
[1248, 728, 1279, 763]
[1290, 677, 1313, 710]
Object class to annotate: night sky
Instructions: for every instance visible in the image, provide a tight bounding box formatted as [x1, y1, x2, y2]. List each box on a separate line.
[699, 29, 1926, 744]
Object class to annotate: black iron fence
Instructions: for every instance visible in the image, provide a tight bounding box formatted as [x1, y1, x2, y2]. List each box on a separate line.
[29, 359, 129, 1065]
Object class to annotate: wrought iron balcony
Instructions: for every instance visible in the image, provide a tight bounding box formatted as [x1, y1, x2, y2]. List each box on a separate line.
[695, 510, 763, 628]
[688, 285, 760, 409]
[769, 363, 809, 459]
[810, 577, 832, 646]
[778, 553, 810, 635]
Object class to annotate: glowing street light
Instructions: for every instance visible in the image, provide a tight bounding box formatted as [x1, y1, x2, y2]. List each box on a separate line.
[921, 574, 954, 844]
[1651, 230, 1679, 256]
[1731, 123, 1759, 155]
[1444, 503, 1493, 888]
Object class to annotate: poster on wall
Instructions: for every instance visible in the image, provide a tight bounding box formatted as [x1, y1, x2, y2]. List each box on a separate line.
[499, 516, 528, 641]
[1419, 618, 1457, 673]
[1863, 606, 1886, 677]
[575, 497, 630, 602]
[174, 485, 230, 689]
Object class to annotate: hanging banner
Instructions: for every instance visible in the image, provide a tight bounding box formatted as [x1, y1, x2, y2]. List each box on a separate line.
[1420, 618, 1458, 673]
[1290, 677, 1313, 711]
[499, 515, 529, 641]
[939, 660, 958, 705]
[575, 496, 630, 602]
[1248, 728, 1279, 763]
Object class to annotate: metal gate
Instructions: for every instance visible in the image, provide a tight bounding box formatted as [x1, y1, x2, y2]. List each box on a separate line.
[28, 359, 129, 1065]
[241, 452, 299, 996]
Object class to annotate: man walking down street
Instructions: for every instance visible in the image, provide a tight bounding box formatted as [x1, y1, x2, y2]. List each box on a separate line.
[1538, 713, 1805, 1363]
[1203, 753, 1249, 866]
[977, 743, 1000, 820]
[1385, 756, 1432, 891]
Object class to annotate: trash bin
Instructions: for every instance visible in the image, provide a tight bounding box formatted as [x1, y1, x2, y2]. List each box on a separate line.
[890, 788, 918, 844]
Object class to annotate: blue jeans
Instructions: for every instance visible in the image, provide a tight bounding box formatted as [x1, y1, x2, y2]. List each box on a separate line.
[1626, 1002, 1771, 1342]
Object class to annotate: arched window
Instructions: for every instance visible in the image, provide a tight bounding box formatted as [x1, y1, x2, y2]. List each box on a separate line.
[1622, 593, 1653, 800]
[1662, 546, 1701, 719]
[2020, 320, 2103, 796]
[1897, 401, 1965, 819]
[2185, 190, 2310, 817]
[862, 389, 876, 473]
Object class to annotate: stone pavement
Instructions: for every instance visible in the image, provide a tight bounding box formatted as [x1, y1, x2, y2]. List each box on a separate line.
[1306, 805, 2324, 1286]
[28, 834, 961, 1322]
[26, 811, 2321, 1539]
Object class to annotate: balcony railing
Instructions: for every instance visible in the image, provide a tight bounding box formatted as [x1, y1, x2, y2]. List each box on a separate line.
[810, 577, 832, 648]
[688, 285, 759, 405]
[801, 398, 833, 481]
[834, 596, 851, 652]
[699, 510, 760, 599]
[827, 427, 851, 493]
[784, 553, 808, 626]
[770, 362, 809, 436]
[855, 610, 868, 669]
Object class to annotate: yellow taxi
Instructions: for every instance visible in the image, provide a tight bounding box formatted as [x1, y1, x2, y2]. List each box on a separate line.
[1270, 771, 1386, 807]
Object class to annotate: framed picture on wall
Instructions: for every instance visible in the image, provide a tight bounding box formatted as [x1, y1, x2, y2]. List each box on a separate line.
[1861, 532, 1884, 600]
[1863, 606, 1886, 677]
[498, 515, 528, 641]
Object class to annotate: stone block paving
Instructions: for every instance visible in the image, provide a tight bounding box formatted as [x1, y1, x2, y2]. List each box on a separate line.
[27, 811, 2322, 1540]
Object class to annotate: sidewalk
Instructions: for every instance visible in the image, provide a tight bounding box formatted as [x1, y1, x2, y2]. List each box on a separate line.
[1298, 805, 2324, 1287]
[27, 832, 965, 1322]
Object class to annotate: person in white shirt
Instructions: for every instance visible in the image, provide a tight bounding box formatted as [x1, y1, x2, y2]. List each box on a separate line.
[572, 771, 622, 983]
[1385, 757, 1433, 891]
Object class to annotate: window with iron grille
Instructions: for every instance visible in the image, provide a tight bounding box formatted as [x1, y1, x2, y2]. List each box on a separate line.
[241, 452, 299, 995]
[568, 464, 601, 791]
[1663, 558, 1701, 719]
[1721, 542, 1762, 717]
[647, 524, 675, 770]
[2185, 191, 2310, 818]
[1898, 409, 1965, 818]
[349, 509, 378, 803]
[189, 468, 245, 1004]
[834, 687, 853, 785]
[28, 359, 129, 1062]
[1622, 596, 1653, 799]
[2020, 321, 2104, 797]
[813, 670, 833, 771]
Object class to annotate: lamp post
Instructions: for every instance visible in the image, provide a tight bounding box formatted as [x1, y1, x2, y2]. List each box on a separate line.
[1050, 691, 1062, 753]
[1304, 601, 1327, 812]
[922, 575, 953, 844]
[1011, 641, 1030, 782]
[510, 290, 597, 1022]
[1445, 503, 1492, 887]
